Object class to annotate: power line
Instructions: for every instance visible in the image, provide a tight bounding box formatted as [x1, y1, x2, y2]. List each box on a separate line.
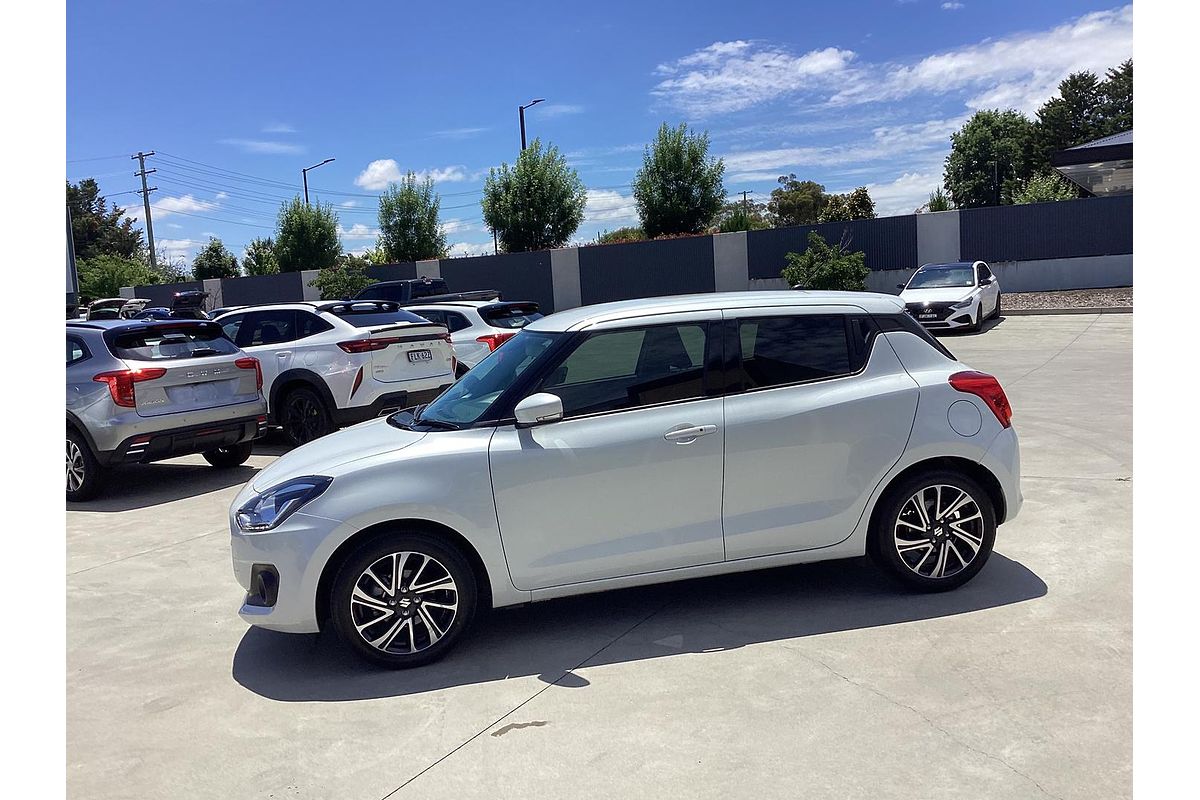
[66, 154, 130, 164]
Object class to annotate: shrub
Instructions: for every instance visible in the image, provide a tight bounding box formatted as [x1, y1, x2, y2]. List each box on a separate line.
[780, 230, 869, 291]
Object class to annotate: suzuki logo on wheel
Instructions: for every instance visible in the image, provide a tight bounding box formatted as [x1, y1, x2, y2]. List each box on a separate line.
[397, 597, 412, 608]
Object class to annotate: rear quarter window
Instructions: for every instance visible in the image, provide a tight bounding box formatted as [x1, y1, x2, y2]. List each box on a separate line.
[481, 304, 543, 330]
[106, 324, 240, 361]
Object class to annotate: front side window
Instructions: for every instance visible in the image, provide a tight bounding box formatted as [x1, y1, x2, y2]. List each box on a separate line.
[538, 323, 710, 418]
[977, 263, 993, 282]
[239, 311, 296, 347]
[733, 315, 852, 390]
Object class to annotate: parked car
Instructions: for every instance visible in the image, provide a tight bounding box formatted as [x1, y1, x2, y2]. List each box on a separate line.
[406, 300, 544, 373]
[67, 319, 267, 501]
[119, 298, 152, 318]
[134, 290, 212, 321]
[353, 276, 500, 306]
[898, 261, 1001, 332]
[209, 305, 247, 319]
[83, 298, 133, 321]
[230, 290, 1021, 668]
[212, 300, 456, 446]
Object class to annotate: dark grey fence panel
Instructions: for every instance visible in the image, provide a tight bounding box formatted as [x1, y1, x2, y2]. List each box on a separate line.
[366, 262, 418, 282]
[133, 280, 203, 307]
[439, 252, 555, 313]
[579, 236, 716, 305]
[747, 215, 918, 279]
[959, 195, 1132, 262]
[220, 272, 305, 306]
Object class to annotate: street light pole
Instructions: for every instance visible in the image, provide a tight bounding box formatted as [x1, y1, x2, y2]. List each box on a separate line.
[302, 158, 336, 205]
[518, 98, 545, 151]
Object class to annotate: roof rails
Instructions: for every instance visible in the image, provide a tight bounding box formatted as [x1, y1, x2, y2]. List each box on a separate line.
[319, 299, 403, 314]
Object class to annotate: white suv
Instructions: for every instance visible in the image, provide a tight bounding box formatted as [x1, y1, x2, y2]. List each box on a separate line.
[406, 300, 544, 372]
[214, 301, 455, 445]
[230, 291, 1021, 668]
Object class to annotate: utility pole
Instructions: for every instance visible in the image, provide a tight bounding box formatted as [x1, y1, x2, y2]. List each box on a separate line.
[518, 98, 545, 151]
[132, 151, 157, 270]
[741, 190, 752, 214]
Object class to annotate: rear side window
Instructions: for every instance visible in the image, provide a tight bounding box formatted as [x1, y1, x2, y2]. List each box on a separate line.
[107, 323, 239, 361]
[538, 323, 710, 418]
[877, 313, 956, 360]
[328, 303, 431, 328]
[444, 312, 473, 333]
[296, 311, 334, 339]
[410, 280, 448, 299]
[734, 315, 852, 390]
[481, 303, 543, 330]
[238, 311, 297, 346]
[67, 336, 90, 366]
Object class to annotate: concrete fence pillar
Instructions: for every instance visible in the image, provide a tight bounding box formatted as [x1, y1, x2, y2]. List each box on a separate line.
[300, 270, 322, 301]
[119, 286, 135, 299]
[417, 259, 441, 279]
[916, 210, 961, 266]
[550, 247, 582, 311]
[202, 278, 223, 309]
[712, 231, 749, 292]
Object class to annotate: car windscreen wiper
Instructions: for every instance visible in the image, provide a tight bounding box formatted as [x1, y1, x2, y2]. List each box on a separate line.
[416, 416, 461, 431]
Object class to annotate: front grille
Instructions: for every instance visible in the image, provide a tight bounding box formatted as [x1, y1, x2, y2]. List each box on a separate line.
[906, 302, 957, 323]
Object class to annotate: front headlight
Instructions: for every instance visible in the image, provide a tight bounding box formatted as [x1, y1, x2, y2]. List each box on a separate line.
[950, 297, 975, 310]
[236, 476, 332, 532]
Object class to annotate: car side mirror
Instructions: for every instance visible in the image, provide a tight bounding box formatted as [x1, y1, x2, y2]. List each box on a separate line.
[514, 393, 564, 427]
[896, 283, 906, 290]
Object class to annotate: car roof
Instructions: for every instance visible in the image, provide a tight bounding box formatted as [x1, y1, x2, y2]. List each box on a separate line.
[918, 261, 983, 269]
[526, 291, 905, 333]
[66, 318, 215, 332]
[211, 300, 405, 315]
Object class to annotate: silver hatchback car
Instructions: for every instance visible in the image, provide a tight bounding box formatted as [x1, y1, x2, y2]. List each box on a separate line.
[67, 319, 267, 501]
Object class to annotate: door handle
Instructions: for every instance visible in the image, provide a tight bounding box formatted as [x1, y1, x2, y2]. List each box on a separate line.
[276, 351, 292, 358]
[663, 424, 718, 443]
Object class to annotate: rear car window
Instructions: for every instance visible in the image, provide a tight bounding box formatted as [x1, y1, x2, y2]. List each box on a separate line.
[67, 336, 90, 366]
[328, 304, 432, 328]
[106, 323, 239, 361]
[481, 303, 543, 330]
[734, 315, 853, 390]
[876, 313, 956, 360]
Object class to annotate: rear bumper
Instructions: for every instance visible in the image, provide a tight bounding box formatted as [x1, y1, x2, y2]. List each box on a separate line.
[980, 426, 1022, 524]
[97, 415, 266, 466]
[333, 384, 451, 427]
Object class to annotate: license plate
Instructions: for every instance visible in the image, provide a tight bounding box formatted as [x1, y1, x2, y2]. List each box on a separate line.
[407, 349, 433, 363]
[918, 313, 936, 319]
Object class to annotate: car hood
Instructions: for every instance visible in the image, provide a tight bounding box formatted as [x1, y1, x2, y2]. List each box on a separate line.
[252, 417, 426, 491]
[899, 286, 977, 304]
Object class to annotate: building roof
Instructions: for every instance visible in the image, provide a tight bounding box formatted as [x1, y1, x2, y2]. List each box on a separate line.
[1068, 129, 1133, 149]
[1052, 128, 1132, 196]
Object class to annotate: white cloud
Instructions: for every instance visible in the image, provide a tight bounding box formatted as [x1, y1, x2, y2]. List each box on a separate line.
[157, 238, 202, 260]
[218, 138, 306, 155]
[447, 241, 495, 257]
[941, 2, 964, 10]
[653, 41, 856, 114]
[537, 103, 585, 118]
[354, 159, 470, 190]
[441, 218, 485, 237]
[859, 171, 943, 217]
[262, 122, 297, 134]
[214, 191, 228, 200]
[122, 194, 219, 222]
[434, 126, 489, 139]
[585, 188, 639, 224]
[337, 223, 378, 241]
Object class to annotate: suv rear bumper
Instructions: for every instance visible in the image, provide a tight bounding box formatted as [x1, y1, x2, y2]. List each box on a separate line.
[98, 415, 267, 466]
[334, 384, 451, 427]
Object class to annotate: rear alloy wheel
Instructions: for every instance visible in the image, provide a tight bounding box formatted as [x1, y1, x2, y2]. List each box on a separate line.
[202, 441, 254, 468]
[871, 470, 996, 591]
[331, 533, 478, 668]
[992, 293, 1003, 320]
[281, 386, 333, 446]
[66, 428, 106, 502]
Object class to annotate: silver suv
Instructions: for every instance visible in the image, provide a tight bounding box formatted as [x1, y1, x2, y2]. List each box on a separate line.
[66, 319, 268, 501]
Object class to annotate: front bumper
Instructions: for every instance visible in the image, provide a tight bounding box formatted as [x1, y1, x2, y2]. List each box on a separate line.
[97, 414, 267, 466]
[231, 510, 340, 634]
[907, 302, 976, 330]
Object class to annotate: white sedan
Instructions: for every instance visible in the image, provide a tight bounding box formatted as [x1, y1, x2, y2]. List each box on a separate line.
[899, 261, 1001, 332]
[229, 290, 1021, 668]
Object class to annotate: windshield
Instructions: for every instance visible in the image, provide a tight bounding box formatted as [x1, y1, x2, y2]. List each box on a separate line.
[907, 266, 976, 289]
[416, 330, 558, 426]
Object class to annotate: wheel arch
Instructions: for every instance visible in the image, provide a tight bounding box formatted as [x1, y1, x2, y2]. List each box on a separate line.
[314, 518, 494, 630]
[868, 456, 1008, 540]
[270, 369, 338, 420]
[65, 411, 101, 457]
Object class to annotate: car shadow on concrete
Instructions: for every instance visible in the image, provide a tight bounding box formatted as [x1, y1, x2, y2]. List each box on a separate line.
[933, 316, 1007, 337]
[232, 552, 1045, 702]
[67, 462, 261, 513]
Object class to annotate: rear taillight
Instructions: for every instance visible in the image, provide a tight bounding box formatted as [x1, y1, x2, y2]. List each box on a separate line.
[476, 332, 515, 352]
[92, 368, 167, 408]
[235, 357, 263, 393]
[949, 371, 1012, 428]
[337, 337, 401, 354]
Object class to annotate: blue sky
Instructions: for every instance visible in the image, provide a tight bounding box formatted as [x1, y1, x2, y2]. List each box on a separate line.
[66, 1, 1132, 264]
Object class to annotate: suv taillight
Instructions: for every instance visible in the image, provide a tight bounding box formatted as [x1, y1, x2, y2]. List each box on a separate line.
[93, 368, 167, 408]
[476, 332, 515, 352]
[235, 357, 263, 393]
[337, 337, 401, 354]
[949, 371, 1012, 428]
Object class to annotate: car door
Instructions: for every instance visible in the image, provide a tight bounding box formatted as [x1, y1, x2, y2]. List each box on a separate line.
[234, 310, 299, 409]
[488, 312, 725, 591]
[977, 262, 999, 314]
[720, 308, 919, 560]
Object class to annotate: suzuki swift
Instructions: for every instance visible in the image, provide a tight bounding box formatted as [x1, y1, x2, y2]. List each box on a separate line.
[230, 291, 1021, 668]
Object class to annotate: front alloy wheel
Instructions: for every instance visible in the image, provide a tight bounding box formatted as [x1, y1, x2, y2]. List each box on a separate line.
[332, 533, 477, 668]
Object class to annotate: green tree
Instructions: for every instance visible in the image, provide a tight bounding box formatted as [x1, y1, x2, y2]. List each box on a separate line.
[1034, 71, 1102, 168]
[767, 175, 828, 227]
[780, 231, 869, 292]
[1012, 172, 1079, 204]
[925, 187, 952, 212]
[377, 173, 448, 262]
[943, 110, 1037, 208]
[275, 197, 342, 272]
[191, 237, 240, 279]
[308, 258, 375, 300]
[595, 226, 646, 244]
[67, 179, 143, 261]
[242, 237, 279, 276]
[77, 255, 160, 301]
[818, 187, 875, 223]
[482, 139, 586, 252]
[715, 199, 770, 232]
[632, 122, 725, 238]
[1098, 59, 1132, 135]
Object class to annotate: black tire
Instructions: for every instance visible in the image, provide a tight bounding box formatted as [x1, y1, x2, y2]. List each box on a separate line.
[869, 469, 996, 592]
[66, 427, 106, 502]
[331, 531, 478, 669]
[202, 441, 254, 468]
[280, 385, 333, 446]
[992, 293, 1003, 320]
[454, 361, 470, 379]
